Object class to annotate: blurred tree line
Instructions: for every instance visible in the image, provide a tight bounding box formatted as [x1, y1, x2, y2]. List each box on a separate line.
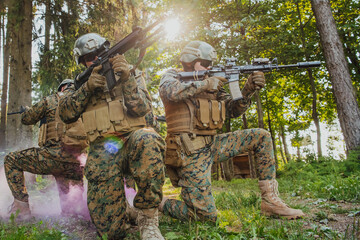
[0, 0, 359, 168]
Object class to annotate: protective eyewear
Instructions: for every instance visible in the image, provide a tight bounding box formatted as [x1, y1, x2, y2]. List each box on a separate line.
[82, 52, 98, 63]
[200, 60, 212, 68]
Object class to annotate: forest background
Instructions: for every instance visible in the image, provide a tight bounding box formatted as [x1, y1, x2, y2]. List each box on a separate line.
[1, 0, 360, 163]
[0, 0, 360, 239]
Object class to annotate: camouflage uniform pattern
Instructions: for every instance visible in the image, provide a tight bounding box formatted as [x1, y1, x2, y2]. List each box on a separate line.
[59, 73, 165, 239]
[4, 91, 83, 203]
[159, 69, 275, 222]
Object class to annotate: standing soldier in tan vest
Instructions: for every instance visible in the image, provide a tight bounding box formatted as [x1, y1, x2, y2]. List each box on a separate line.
[58, 33, 165, 240]
[158, 41, 305, 222]
[5, 79, 88, 220]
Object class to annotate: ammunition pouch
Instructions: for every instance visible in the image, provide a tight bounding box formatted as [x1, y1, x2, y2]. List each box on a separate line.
[62, 120, 88, 151]
[194, 99, 225, 130]
[164, 92, 226, 135]
[82, 86, 146, 142]
[38, 123, 47, 147]
[38, 94, 89, 151]
[164, 134, 213, 187]
[165, 134, 213, 166]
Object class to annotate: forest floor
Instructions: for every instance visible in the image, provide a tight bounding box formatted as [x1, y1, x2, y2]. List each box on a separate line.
[1, 177, 359, 239]
[1, 156, 360, 239]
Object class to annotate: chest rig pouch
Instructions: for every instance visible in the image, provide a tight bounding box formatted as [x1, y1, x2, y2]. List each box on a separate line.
[82, 84, 146, 142]
[38, 95, 88, 151]
[192, 92, 226, 131]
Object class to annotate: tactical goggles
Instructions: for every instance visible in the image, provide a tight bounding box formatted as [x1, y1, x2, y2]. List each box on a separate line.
[200, 60, 212, 68]
[82, 52, 98, 64]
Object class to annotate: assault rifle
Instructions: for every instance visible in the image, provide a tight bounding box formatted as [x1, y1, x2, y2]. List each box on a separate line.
[178, 58, 321, 100]
[7, 106, 26, 116]
[75, 18, 165, 90]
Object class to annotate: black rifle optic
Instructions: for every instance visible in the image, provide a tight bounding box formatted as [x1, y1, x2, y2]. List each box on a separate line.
[178, 58, 321, 100]
[7, 106, 26, 116]
[75, 18, 165, 90]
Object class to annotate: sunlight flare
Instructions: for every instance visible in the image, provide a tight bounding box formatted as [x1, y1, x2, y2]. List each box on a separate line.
[164, 18, 181, 40]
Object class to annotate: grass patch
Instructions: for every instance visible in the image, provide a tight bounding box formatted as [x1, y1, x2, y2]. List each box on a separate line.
[3, 151, 360, 239]
[0, 214, 66, 240]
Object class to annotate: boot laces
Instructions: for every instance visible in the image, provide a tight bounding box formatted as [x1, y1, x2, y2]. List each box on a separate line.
[269, 180, 288, 207]
[139, 217, 162, 239]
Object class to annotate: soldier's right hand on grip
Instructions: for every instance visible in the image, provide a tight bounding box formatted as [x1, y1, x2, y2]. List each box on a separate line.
[86, 65, 106, 92]
[109, 54, 130, 82]
[205, 76, 227, 92]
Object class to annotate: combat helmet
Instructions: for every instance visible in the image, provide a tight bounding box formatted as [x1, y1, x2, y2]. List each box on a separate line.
[57, 79, 74, 92]
[180, 41, 217, 64]
[73, 33, 109, 65]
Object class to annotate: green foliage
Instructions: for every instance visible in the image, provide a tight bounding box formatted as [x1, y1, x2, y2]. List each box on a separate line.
[0, 216, 66, 240]
[277, 153, 360, 202]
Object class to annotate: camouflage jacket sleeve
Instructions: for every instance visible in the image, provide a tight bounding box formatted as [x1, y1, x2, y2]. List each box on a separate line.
[217, 90, 252, 118]
[159, 69, 210, 102]
[122, 71, 151, 117]
[58, 84, 91, 124]
[21, 97, 47, 125]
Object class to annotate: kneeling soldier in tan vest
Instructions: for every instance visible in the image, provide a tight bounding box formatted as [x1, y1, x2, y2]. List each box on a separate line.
[5, 79, 88, 220]
[159, 41, 305, 222]
[58, 33, 165, 240]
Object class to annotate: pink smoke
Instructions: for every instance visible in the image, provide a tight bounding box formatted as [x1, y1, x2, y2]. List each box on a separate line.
[77, 153, 87, 167]
[0, 166, 90, 220]
[124, 179, 137, 207]
[0, 167, 13, 218]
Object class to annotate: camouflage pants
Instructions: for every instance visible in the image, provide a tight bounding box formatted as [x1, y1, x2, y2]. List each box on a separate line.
[162, 128, 275, 222]
[4, 145, 83, 205]
[85, 128, 165, 239]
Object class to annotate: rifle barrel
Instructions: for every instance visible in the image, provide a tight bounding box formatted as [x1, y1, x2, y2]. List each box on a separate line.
[277, 61, 321, 69]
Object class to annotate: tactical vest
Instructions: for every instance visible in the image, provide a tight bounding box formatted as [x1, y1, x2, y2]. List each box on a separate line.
[38, 94, 88, 150]
[165, 92, 226, 136]
[81, 81, 146, 142]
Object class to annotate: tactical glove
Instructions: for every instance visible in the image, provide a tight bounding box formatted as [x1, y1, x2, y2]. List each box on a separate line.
[242, 71, 265, 98]
[109, 54, 131, 82]
[205, 76, 227, 92]
[85, 65, 106, 92]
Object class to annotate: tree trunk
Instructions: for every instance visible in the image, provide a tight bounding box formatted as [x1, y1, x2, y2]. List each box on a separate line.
[221, 118, 233, 181]
[308, 68, 322, 157]
[296, 2, 323, 158]
[280, 124, 291, 162]
[44, 0, 51, 52]
[264, 94, 278, 167]
[340, 32, 360, 77]
[242, 114, 257, 178]
[7, 0, 33, 149]
[0, 13, 10, 150]
[211, 162, 220, 181]
[278, 133, 287, 165]
[255, 91, 264, 128]
[311, 0, 360, 152]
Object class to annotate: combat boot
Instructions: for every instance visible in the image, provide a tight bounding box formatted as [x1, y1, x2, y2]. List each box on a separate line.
[259, 179, 305, 219]
[8, 199, 31, 220]
[137, 208, 164, 240]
